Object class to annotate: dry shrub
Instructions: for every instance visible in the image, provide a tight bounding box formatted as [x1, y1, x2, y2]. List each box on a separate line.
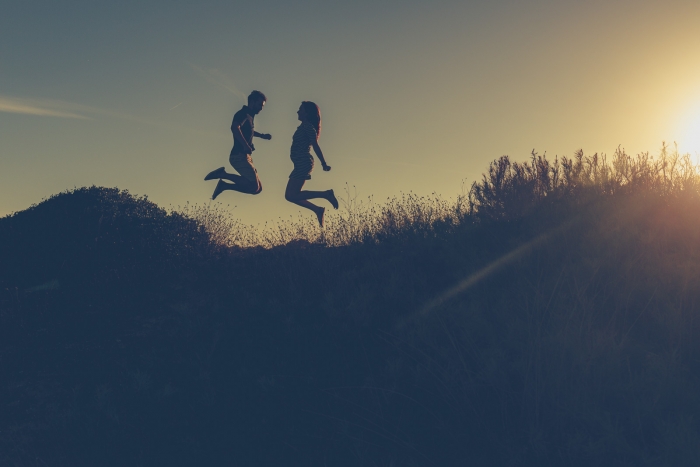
[469, 143, 700, 221]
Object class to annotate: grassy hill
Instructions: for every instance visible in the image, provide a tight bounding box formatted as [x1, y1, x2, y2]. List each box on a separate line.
[2, 147, 700, 466]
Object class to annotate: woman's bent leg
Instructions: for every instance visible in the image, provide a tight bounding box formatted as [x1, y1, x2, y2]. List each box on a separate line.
[295, 189, 333, 201]
[285, 179, 326, 226]
[285, 179, 335, 206]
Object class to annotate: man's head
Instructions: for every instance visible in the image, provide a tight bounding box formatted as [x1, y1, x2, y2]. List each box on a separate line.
[247, 90, 267, 114]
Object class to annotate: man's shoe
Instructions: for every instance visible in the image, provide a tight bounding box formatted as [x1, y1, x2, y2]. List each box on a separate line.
[212, 180, 228, 200]
[204, 167, 226, 181]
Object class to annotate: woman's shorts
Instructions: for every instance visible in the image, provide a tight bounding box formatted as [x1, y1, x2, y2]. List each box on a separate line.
[229, 151, 259, 186]
[289, 155, 314, 180]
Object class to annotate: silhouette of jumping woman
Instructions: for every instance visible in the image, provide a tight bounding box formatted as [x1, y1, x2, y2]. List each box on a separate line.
[284, 101, 338, 227]
[205, 90, 271, 199]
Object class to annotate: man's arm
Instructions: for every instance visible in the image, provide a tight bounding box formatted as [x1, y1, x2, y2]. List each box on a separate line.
[231, 120, 253, 154]
[312, 140, 331, 171]
[253, 131, 272, 140]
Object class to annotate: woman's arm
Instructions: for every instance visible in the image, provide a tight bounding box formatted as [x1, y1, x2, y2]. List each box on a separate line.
[312, 140, 331, 171]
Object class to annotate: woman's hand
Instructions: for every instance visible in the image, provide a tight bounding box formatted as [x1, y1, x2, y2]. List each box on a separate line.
[322, 164, 331, 172]
[261, 133, 272, 140]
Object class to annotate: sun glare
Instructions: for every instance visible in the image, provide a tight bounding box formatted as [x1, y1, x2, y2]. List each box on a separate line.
[677, 105, 700, 161]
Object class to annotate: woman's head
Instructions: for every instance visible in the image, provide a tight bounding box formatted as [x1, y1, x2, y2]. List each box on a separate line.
[298, 101, 321, 137]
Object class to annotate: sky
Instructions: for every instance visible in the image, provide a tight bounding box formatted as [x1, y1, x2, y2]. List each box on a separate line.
[2, 0, 700, 224]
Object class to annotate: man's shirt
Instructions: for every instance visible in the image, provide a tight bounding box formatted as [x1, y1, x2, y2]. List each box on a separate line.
[231, 105, 255, 155]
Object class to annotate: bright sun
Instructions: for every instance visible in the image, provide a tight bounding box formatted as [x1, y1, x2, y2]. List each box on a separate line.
[677, 107, 700, 160]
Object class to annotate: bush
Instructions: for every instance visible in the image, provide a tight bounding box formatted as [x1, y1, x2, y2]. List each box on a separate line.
[469, 143, 700, 222]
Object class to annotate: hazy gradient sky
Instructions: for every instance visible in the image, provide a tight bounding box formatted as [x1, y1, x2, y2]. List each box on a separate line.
[2, 0, 700, 223]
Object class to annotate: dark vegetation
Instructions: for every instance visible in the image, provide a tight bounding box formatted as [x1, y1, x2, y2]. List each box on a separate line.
[2, 146, 700, 466]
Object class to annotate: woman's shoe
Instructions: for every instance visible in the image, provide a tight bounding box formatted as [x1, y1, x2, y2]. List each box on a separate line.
[328, 190, 339, 210]
[316, 207, 326, 228]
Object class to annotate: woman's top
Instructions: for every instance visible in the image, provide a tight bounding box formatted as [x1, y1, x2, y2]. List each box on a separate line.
[289, 122, 317, 163]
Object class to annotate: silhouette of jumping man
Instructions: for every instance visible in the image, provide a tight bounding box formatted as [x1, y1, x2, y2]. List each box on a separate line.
[284, 101, 338, 227]
[205, 90, 271, 199]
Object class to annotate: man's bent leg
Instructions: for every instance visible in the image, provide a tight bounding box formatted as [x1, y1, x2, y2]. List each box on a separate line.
[212, 179, 258, 199]
[220, 172, 248, 185]
[230, 152, 262, 195]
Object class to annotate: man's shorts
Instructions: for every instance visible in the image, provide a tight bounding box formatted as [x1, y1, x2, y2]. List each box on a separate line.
[229, 151, 260, 187]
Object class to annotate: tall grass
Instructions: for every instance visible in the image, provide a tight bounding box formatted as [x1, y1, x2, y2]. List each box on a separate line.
[181, 144, 700, 251]
[179, 184, 468, 249]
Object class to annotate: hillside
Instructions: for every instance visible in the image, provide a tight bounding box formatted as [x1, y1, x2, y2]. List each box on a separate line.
[2, 149, 700, 466]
